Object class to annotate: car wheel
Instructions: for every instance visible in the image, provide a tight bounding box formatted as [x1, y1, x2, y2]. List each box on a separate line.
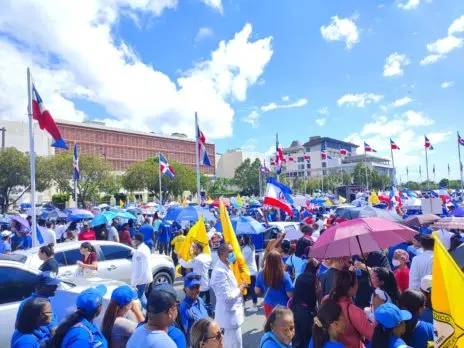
[153, 271, 172, 285]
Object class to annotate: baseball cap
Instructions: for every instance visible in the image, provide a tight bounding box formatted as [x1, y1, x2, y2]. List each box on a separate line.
[153, 282, 177, 299]
[76, 284, 107, 314]
[111, 285, 137, 307]
[0, 230, 12, 238]
[37, 271, 61, 286]
[184, 272, 201, 288]
[147, 286, 177, 314]
[420, 275, 432, 293]
[375, 303, 412, 329]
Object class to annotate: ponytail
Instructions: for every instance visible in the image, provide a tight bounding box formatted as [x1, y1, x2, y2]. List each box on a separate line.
[80, 242, 96, 253]
[371, 325, 392, 348]
[39, 243, 55, 257]
[312, 300, 342, 348]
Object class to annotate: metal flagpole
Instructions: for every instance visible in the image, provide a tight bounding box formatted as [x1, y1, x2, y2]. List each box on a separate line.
[433, 164, 436, 184]
[258, 165, 262, 197]
[158, 153, 162, 204]
[425, 145, 430, 190]
[458, 131, 464, 191]
[406, 166, 409, 189]
[448, 163, 451, 189]
[194, 112, 201, 202]
[27, 67, 37, 247]
[364, 147, 369, 190]
[419, 165, 422, 184]
[74, 142, 78, 207]
[390, 145, 396, 185]
[276, 133, 280, 182]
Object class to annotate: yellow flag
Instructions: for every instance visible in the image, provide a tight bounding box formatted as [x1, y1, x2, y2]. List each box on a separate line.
[178, 215, 210, 262]
[119, 199, 124, 207]
[325, 197, 333, 206]
[432, 235, 464, 347]
[369, 191, 380, 205]
[219, 200, 250, 292]
[237, 194, 243, 206]
[339, 195, 347, 204]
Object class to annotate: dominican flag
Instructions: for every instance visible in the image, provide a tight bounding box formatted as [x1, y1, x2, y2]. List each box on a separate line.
[388, 186, 402, 210]
[458, 132, 464, 146]
[31, 82, 67, 149]
[270, 160, 276, 166]
[321, 151, 332, 160]
[73, 144, 80, 181]
[287, 156, 295, 162]
[390, 139, 400, 150]
[196, 126, 211, 166]
[424, 135, 432, 149]
[264, 177, 294, 216]
[260, 160, 270, 173]
[275, 138, 285, 174]
[339, 148, 348, 156]
[159, 154, 175, 178]
[303, 154, 311, 161]
[364, 142, 376, 153]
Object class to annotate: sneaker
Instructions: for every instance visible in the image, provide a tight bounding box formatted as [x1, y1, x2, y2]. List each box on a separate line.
[246, 306, 259, 313]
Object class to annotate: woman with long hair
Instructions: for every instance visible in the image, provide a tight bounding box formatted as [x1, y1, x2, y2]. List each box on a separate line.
[260, 306, 295, 348]
[255, 250, 294, 318]
[371, 303, 412, 348]
[11, 297, 53, 347]
[190, 318, 224, 348]
[38, 243, 59, 274]
[329, 270, 374, 348]
[76, 241, 98, 277]
[101, 285, 145, 348]
[285, 237, 311, 283]
[51, 285, 108, 348]
[290, 272, 318, 348]
[309, 300, 345, 348]
[365, 267, 401, 322]
[399, 289, 434, 348]
[240, 235, 258, 312]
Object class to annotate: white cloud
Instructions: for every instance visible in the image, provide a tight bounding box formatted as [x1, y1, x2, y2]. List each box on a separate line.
[315, 118, 327, 126]
[241, 138, 257, 152]
[320, 16, 360, 49]
[260, 98, 308, 112]
[448, 15, 464, 35]
[404, 110, 434, 126]
[420, 54, 444, 65]
[282, 96, 289, 101]
[441, 81, 455, 88]
[392, 96, 413, 107]
[398, 0, 420, 10]
[195, 27, 214, 42]
[383, 53, 410, 77]
[337, 93, 384, 108]
[0, 1, 273, 139]
[241, 110, 260, 128]
[319, 106, 329, 115]
[200, 0, 223, 13]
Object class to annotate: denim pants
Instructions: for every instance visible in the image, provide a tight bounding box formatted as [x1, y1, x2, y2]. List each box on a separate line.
[136, 284, 147, 309]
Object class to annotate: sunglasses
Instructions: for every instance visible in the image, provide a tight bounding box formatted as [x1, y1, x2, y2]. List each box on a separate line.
[187, 274, 201, 281]
[203, 328, 224, 342]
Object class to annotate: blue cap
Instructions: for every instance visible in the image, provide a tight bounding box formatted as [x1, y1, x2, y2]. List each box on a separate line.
[375, 303, 412, 329]
[37, 271, 61, 286]
[111, 285, 137, 307]
[76, 284, 107, 314]
[184, 272, 201, 288]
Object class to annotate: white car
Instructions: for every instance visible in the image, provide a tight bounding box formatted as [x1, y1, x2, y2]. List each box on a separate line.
[0, 258, 129, 346]
[16, 240, 175, 285]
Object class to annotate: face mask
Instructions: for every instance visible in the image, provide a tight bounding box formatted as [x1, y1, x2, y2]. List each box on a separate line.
[227, 252, 237, 264]
[392, 259, 401, 267]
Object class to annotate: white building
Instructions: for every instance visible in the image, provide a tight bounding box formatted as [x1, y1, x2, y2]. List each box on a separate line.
[216, 148, 265, 179]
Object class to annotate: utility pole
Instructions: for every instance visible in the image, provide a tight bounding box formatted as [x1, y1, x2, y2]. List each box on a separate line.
[0, 127, 5, 149]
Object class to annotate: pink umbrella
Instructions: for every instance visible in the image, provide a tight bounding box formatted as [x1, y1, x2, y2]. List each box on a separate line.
[310, 217, 418, 259]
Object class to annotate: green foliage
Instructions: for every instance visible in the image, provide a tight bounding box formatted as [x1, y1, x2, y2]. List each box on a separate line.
[209, 178, 237, 196]
[233, 158, 261, 196]
[52, 193, 70, 204]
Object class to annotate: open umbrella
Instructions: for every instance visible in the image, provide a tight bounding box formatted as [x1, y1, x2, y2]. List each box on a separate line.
[66, 208, 94, 221]
[451, 243, 464, 269]
[9, 215, 30, 230]
[335, 206, 401, 222]
[452, 207, 464, 217]
[215, 216, 266, 235]
[165, 206, 216, 223]
[431, 217, 464, 230]
[310, 217, 418, 259]
[402, 214, 440, 227]
[90, 211, 117, 227]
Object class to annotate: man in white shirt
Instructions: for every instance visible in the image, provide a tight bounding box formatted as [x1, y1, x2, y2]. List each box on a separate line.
[131, 233, 153, 308]
[210, 243, 246, 348]
[107, 220, 120, 243]
[409, 234, 434, 289]
[179, 242, 212, 304]
[40, 221, 56, 246]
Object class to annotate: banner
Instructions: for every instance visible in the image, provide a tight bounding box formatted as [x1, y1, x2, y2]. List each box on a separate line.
[178, 215, 210, 262]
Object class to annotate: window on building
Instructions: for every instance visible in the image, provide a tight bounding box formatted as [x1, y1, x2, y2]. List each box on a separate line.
[297, 164, 305, 170]
[297, 157, 304, 162]
[322, 162, 327, 168]
[307, 163, 311, 169]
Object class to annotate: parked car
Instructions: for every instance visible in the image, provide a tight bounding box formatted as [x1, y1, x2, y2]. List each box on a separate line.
[0, 260, 128, 346]
[16, 240, 175, 285]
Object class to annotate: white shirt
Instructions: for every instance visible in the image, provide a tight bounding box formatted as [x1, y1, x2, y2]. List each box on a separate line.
[179, 252, 212, 291]
[210, 260, 244, 329]
[131, 243, 153, 286]
[435, 229, 453, 250]
[409, 250, 434, 289]
[108, 226, 120, 242]
[241, 245, 257, 276]
[39, 226, 56, 245]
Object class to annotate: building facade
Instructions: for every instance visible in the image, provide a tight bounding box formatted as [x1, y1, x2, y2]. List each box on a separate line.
[56, 120, 216, 174]
[215, 149, 265, 179]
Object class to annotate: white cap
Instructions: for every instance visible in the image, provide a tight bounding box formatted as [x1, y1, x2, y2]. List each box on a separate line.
[1, 230, 12, 238]
[420, 275, 432, 293]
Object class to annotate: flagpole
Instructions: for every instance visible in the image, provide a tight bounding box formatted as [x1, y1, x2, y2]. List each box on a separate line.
[27, 67, 37, 247]
[194, 112, 201, 202]
[406, 167, 409, 189]
[258, 165, 262, 197]
[448, 163, 450, 190]
[74, 142, 78, 207]
[364, 147, 369, 190]
[419, 165, 422, 185]
[158, 153, 162, 205]
[276, 133, 280, 182]
[458, 131, 464, 191]
[425, 144, 430, 190]
[390, 144, 396, 185]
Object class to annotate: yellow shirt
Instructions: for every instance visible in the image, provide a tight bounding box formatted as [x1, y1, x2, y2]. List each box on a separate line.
[171, 235, 186, 254]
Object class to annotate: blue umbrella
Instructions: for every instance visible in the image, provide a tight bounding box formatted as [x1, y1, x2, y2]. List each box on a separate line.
[215, 216, 266, 235]
[90, 211, 117, 227]
[165, 206, 216, 223]
[114, 211, 137, 220]
[311, 198, 327, 204]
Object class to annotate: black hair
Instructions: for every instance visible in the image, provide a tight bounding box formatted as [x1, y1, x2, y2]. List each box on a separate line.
[194, 242, 204, 253]
[312, 300, 342, 348]
[420, 235, 435, 250]
[134, 232, 144, 242]
[400, 289, 426, 346]
[39, 243, 55, 257]
[263, 306, 293, 332]
[329, 269, 357, 302]
[295, 238, 312, 258]
[51, 309, 99, 348]
[16, 297, 49, 334]
[372, 267, 400, 305]
[371, 324, 393, 348]
[80, 241, 96, 253]
[243, 235, 255, 251]
[290, 273, 317, 313]
[217, 243, 230, 256]
[46, 221, 52, 228]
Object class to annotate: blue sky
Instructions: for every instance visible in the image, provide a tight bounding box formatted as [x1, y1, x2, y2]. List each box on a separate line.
[1, 0, 464, 181]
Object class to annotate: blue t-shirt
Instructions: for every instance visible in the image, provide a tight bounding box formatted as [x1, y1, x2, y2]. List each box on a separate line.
[420, 307, 433, 324]
[256, 271, 294, 306]
[139, 224, 155, 245]
[285, 255, 307, 282]
[11, 330, 42, 348]
[368, 336, 408, 348]
[158, 223, 172, 243]
[308, 338, 345, 348]
[317, 263, 329, 280]
[179, 296, 209, 336]
[168, 325, 187, 348]
[127, 325, 177, 348]
[412, 320, 434, 348]
[260, 332, 292, 348]
[61, 318, 108, 348]
[0, 240, 11, 253]
[16, 293, 58, 335]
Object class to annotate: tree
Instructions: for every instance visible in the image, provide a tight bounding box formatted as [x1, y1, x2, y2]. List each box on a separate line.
[439, 178, 449, 188]
[233, 158, 261, 196]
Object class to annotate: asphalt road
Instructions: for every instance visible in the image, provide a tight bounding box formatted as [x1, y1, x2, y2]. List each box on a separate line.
[172, 277, 266, 347]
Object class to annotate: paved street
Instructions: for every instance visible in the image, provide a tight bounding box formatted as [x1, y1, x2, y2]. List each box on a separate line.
[173, 277, 266, 347]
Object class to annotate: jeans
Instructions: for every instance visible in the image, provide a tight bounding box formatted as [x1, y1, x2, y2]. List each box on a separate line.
[136, 284, 147, 309]
[158, 242, 169, 255]
[244, 275, 257, 305]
